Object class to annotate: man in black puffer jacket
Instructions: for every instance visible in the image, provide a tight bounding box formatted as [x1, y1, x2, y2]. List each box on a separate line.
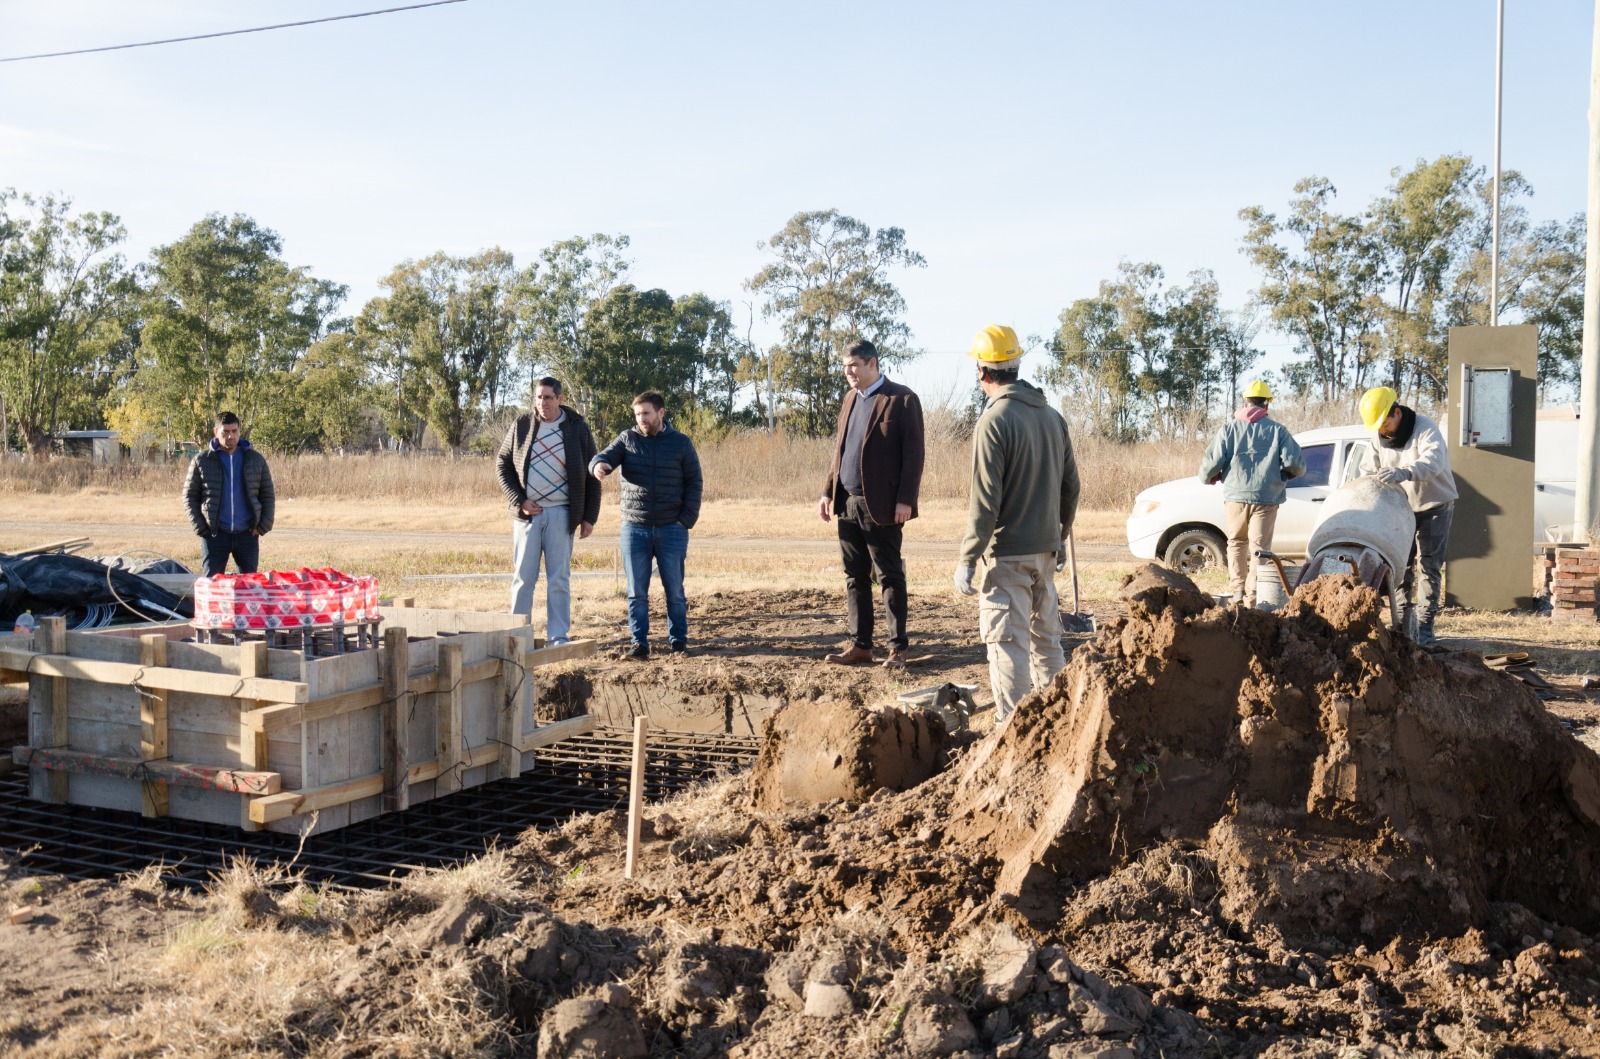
[590, 391, 702, 659]
[182, 411, 275, 575]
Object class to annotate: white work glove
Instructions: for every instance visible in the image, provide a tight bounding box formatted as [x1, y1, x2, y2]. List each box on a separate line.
[1055, 541, 1067, 573]
[953, 564, 977, 596]
[1374, 468, 1412, 485]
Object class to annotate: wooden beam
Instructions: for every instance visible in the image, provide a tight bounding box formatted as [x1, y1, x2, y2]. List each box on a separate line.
[436, 642, 463, 795]
[138, 633, 170, 818]
[249, 715, 599, 824]
[625, 716, 648, 879]
[238, 641, 269, 832]
[497, 634, 525, 781]
[11, 747, 281, 794]
[0, 648, 309, 704]
[382, 627, 410, 813]
[527, 639, 598, 666]
[29, 616, 69, 803]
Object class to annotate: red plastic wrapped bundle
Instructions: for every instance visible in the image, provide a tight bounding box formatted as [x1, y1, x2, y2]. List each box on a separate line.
[192, 568, 382, 630]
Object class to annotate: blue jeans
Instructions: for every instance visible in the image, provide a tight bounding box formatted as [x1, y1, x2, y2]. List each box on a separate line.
[510, 507, 575, 643]
[1402, 502, 1454, 622]
[620, 521, 688, 646]
[201, 529, 260, 576]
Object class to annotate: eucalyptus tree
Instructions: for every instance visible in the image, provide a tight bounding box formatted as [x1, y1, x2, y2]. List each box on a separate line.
[745, 209, 926, 435]
[517, 233, 632, 415]
[372, 248, 520, 453]
[1239, 177, 1385, 401]
[133, 213, 345, 444]
[0, 190, 139, 455]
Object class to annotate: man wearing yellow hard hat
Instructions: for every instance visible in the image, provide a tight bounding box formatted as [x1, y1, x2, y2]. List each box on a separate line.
[1355, 386, 1457, 645]
[1197, 380, 1305, 607]
[954, 325, 1080, 726]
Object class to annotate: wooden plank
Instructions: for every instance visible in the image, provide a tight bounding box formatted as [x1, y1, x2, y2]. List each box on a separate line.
[497, 634, 524, 781]
[0, 648, 308, 704]
[138, 633, 170, 818]
[238, 641, 268, 832]
[246, 656, 509, 733]
[28, 616, 69, 803]
[526, 639, 598, 666]
[382, 627, 410, 813]
[11, 747, 280, 794]
[249, 714, 598, 824]
[625, 716, 648, 879]
[436, 642, 463, 795]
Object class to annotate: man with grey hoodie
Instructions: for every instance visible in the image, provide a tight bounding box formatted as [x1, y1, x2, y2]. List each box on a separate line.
[953, 325, 1079, 726]
[1198, 381, 1305, 607]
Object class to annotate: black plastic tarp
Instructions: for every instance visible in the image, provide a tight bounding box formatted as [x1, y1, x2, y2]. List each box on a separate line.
[0, 552, 193, 627]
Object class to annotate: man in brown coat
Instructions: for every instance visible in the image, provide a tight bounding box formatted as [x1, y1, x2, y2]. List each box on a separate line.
[818, 338, 926, 669]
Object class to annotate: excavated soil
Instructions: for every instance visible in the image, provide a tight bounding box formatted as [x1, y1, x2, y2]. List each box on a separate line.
[6, 575, 1600, 1057]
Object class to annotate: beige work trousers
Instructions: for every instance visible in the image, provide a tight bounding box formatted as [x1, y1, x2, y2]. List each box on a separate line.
[978, 552, 1066, 725]
[1224, 501, 1279, 605]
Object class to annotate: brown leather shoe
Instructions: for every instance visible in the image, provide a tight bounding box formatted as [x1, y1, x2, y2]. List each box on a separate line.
[883, 648, 908, 671]
[824, 644, 874, 665]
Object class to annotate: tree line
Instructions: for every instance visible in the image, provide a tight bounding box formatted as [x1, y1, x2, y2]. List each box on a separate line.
[0, 196, 924, 456]
[0, 153, 1583, 455]
[1048, 155, 1584, 440]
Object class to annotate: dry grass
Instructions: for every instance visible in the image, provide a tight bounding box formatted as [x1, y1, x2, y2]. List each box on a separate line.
[0, 430, 1207, 513]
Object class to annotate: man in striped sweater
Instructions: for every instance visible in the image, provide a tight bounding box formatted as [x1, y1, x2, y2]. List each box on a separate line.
[496, 377, 600, 645]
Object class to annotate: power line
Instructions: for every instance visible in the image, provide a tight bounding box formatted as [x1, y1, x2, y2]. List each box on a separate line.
[0, 1, 468, 64]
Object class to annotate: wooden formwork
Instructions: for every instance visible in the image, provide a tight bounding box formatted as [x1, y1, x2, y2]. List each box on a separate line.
[1, 606, 596, 835]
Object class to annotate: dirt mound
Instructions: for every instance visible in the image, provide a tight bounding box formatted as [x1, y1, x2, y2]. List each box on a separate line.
[948, 563, 1600, 941]
[749, 697, 950, 810]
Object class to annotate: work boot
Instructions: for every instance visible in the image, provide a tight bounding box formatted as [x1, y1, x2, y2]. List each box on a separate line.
[670, 639, 689, 656]
[825, 644, 873, 666]
[622, 642, 650, 661]
[1415, 620, 1437, 647]
[883, 647, 908, 671]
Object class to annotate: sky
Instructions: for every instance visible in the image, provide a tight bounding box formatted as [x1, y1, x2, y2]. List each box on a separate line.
[1, 0, 1594, 409]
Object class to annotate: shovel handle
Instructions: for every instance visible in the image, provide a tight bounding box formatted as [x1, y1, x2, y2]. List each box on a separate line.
[1068, 532, 1081, 614]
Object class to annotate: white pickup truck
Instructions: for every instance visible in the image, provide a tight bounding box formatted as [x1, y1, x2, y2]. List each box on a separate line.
[1125, 419, 1578, 574]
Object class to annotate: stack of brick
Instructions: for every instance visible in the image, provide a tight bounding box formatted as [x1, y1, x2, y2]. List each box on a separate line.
[1550, 545, 1599, 623]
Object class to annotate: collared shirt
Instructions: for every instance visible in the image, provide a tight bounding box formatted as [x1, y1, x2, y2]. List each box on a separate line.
[839, 375, 886, 497]
[525, 410, 570, 507]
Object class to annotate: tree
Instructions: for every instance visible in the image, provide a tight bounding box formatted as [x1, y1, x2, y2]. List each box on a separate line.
[745, 209, 927, 435]
[295, 330, 376, 452]
[1369, 155, 1478, 397]
[0, 190, 138, 455]
[1239, 177, 1385, 401]
[128, 213, 345, 444]
[370, 249, 519, 453]
[518, 233, 632, 414]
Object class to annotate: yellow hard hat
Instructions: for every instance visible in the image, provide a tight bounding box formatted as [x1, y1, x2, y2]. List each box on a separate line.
[1359, 386, 1398, 432]
[1243, 380, 1272, 400]
[969, 324, 1024, 364]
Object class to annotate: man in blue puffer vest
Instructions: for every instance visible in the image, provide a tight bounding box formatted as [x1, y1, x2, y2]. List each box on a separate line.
[182, 411, 276, 576]
[1198, 381, 1305, 607]
[591, 391, 703, 660]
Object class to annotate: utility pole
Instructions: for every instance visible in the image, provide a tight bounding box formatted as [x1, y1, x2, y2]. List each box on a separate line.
[1490, 0, 1506, 323]
[1578, 0, 1600, 540]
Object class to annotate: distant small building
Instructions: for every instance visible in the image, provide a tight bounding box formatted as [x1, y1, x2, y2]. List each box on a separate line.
[55, 430, 125, 464]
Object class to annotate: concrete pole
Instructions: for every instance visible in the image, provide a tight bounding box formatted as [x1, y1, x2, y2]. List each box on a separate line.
[1491, 0, 1506, 324]
[1577, 0, 1600, 540]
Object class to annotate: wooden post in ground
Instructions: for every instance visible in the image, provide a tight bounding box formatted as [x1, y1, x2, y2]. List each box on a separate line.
[382, 627, 410, 813]
[624, 715, 648, 880]
[436, 641, 463, 795]
[28, 616, 69, 803]
[138, 633, 170, 817]
[238, 640, 269, 830]
[497, 634, 525, 781]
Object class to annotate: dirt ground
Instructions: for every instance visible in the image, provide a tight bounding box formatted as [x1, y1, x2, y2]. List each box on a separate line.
[5, 576, 1600, 1058]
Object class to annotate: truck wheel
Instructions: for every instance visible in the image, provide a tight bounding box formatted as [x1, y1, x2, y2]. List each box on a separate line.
[1163, 528, 1226, 575]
